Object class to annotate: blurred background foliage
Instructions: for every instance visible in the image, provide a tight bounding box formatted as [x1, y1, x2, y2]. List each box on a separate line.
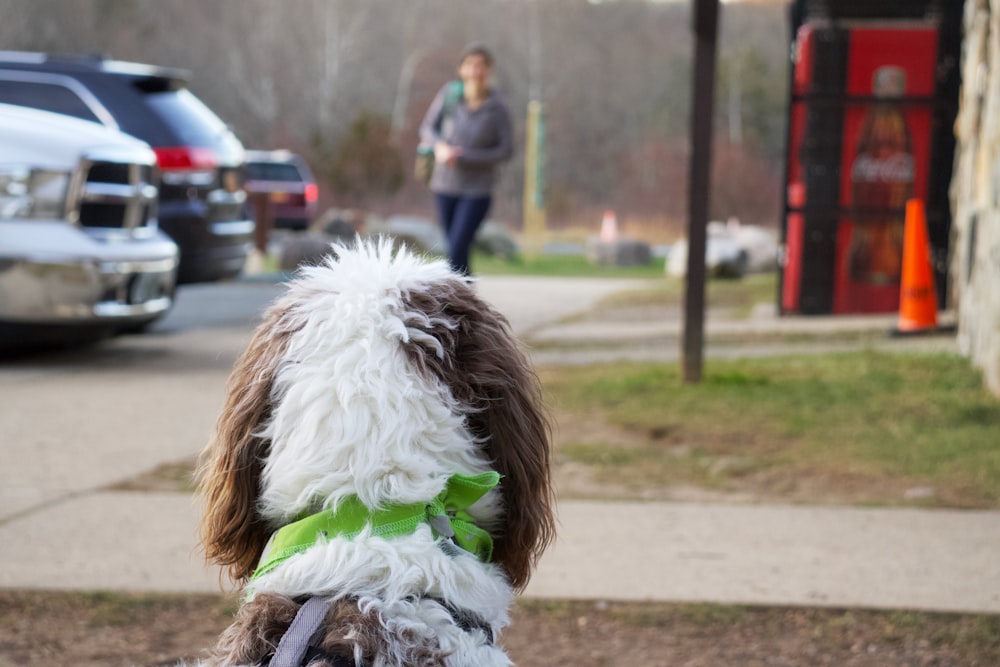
[0, 0, 790, 232]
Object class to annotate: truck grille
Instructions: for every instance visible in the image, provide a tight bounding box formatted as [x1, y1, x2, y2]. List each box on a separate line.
[74, 158, 157, 230]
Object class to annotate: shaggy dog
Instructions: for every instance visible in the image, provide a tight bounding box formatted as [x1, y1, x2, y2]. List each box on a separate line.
[196, 239, 555, 666]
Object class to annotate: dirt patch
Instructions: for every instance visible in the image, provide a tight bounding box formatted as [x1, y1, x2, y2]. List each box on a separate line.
[1, 590, 997, 666]
[106, 460, 197, 494]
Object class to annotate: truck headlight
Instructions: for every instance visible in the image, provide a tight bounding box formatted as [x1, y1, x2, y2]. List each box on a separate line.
[0, 167, 70, 220]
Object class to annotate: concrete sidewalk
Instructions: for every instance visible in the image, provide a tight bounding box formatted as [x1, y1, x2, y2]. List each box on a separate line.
[1, 275, 995, 615]
[0, 493, 998, 614]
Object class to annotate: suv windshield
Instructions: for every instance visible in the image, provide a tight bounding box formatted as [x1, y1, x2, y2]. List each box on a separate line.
[142, 88, 227, 147]
[246, 162, 302, 182]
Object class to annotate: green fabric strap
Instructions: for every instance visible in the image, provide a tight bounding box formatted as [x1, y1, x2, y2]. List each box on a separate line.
[252, 472, 501, 580]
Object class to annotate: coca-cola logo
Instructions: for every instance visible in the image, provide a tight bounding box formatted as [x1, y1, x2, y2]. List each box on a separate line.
[851, 152, 915, 183]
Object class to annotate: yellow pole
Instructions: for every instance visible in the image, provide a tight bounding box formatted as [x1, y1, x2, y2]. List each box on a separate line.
[522, 100, 546, 260]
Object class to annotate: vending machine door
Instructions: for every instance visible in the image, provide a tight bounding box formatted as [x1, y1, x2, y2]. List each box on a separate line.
[832, 26, 938, 314]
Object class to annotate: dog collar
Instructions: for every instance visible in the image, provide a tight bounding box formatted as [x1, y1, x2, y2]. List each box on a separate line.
[252, 472, 501, 580]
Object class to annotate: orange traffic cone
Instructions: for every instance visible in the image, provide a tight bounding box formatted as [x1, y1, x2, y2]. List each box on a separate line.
[894, 199, 938, 334]
[599, 210, 619, 243]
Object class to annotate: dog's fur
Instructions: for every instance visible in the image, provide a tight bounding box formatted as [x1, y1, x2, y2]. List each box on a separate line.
[196, 239, 555, 666]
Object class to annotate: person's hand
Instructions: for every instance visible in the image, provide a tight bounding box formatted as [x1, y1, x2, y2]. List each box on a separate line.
[435, 142, 462, 167]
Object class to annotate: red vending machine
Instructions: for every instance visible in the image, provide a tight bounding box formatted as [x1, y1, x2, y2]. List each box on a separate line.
[781, 1, 962, 315]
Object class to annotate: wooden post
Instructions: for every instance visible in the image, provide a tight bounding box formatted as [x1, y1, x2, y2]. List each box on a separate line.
[523, 100, 547, 260]
[251, 191, 273, 255]
[682, 0, 720, 384]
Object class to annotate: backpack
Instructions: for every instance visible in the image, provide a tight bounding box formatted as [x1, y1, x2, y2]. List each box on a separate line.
[415, 80, 464, 185]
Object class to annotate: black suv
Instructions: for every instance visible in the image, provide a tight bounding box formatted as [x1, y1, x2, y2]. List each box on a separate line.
[0, 51, 253, 284]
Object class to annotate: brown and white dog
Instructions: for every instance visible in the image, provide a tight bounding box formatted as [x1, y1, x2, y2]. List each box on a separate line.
[196, 239, 554, 666]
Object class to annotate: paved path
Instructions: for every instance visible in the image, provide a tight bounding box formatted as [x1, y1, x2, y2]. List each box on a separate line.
[3, 275, 996, 614]
[1, 494, 998, 614]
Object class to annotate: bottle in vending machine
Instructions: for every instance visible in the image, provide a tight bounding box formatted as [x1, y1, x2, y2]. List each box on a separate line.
[848, 65, 915, 287]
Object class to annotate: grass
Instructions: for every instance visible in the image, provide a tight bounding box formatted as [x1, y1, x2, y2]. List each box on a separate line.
[542, 350, 1000, 508]
[473, 247, 778, 314]
[613, 602, 749, 628]
[473, 252, 781, 321]
[256, 248, 669, 279]
[586, 271, 779, 320]
[471, 251, 668, 279]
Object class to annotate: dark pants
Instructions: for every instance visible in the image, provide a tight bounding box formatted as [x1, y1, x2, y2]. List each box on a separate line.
[434, 193, 492, 275]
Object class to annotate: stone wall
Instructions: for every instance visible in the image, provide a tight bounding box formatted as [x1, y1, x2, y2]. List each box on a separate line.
[952, 0, 1000, 395]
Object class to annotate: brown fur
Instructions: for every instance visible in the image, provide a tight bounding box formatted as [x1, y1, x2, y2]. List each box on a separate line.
[400, 280, 555, 590]
[198, 302, 302, 583]
[209, 594, 448, 666]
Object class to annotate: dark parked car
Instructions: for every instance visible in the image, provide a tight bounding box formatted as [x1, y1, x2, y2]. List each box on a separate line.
[0, 51, 253, 284]
[243, 149, 319, 231]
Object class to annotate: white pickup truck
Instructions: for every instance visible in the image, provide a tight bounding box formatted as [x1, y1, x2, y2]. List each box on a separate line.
[0, 103, 179, 347]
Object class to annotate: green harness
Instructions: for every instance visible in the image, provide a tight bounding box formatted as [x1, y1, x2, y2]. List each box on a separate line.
[253, 472, 501, 580]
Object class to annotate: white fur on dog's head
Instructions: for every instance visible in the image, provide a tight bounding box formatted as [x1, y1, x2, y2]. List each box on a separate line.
[198, 238, 554, 592]
[258, 241, 494, 524]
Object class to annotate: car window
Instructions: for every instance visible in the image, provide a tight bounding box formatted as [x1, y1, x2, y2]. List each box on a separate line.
[246, 162, 303, 182]
[0, 80, 102, 123]
[140, 88, 228, 146]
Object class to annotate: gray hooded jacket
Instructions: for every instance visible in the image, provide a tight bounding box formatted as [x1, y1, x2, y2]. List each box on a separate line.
[419, 83, 513, 196]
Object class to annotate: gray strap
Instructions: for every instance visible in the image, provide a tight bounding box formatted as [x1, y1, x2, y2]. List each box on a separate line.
[269, 596, 332, 667]
[429, 513, 456, 540]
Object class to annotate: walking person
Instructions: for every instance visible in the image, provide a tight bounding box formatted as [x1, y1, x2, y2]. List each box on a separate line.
[419, 43, 513, 275]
